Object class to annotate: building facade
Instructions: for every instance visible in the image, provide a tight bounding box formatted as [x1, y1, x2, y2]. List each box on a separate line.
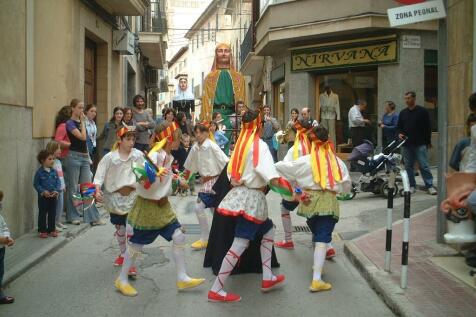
[241, 0, 439, 158]
[0, 0, 167, 237]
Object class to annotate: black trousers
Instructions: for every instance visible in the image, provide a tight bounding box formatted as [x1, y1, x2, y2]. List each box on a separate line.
[38, 196, 57, 233]
[351, 127, 367, 147]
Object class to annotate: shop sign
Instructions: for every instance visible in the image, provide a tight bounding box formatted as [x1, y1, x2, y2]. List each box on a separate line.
[291, 39, 397, 72]
[388, 0, 446, 27]
[402, 35, 421, 48]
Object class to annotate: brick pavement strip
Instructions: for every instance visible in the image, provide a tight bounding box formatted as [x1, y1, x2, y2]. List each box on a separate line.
[345, 208, 476, 317]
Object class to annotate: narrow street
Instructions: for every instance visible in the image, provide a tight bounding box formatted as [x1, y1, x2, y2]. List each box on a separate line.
[0, 189, 429, 317]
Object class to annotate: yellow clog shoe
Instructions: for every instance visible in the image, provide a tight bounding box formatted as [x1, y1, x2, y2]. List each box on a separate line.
[177, 278, 205, 290]
[115, 278, 138, 297]
[309, 280, 332, 292]
[191, 240, 208, 250]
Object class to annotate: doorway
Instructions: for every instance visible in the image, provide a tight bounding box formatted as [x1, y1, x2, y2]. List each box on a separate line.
[84, 37, 97, 105]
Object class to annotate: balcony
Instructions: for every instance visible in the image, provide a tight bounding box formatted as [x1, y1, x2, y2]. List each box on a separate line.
[95, 0, 149, 16]
[255, 0, 438, 55]
[240, 26, 264, 76]
[138, 1, 167, 69]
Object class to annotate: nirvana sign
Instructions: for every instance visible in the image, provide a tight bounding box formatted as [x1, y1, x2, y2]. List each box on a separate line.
[291, 39, 398, 72]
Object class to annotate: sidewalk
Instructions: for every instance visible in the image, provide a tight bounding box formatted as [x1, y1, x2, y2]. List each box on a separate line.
[3, 211, 105, 287]
[345, 207, 476, 317]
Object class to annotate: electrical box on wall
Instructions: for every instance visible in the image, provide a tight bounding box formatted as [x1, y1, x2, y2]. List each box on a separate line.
[112, 30, 135, 55]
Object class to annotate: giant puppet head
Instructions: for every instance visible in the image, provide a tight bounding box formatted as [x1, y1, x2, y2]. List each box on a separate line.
[174, 74, 194, 101]
[211, 43, 235, 71]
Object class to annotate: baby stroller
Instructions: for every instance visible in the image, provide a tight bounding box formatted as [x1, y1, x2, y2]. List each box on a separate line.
[343, 138, 406, 200]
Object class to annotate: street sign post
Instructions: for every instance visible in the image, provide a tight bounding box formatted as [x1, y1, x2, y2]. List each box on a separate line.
[388, 0, 446, 27]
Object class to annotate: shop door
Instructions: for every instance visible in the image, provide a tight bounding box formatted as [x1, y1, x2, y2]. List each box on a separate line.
[273, 81, 285, 127]
[84, 38, 97, 105]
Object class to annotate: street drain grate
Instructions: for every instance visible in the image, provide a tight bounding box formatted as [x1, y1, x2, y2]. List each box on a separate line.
[293, 225, 311, 233]
[181, 224, 201, 234]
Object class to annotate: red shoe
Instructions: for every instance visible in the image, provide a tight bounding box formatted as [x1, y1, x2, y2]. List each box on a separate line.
[114, 255, 124, 267]
[326, 248, 336, 259]
[274, 241, 294, 250]
[49, 231, 59, 237]
[128, 266, 137, 277]
[261, 274, 286, 292]
[39, 232, 48, 239]
[208, 291, 241, 303]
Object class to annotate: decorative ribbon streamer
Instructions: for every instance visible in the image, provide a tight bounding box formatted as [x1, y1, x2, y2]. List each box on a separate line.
[310, 140, 343, 190]
[132, 161, 166, 189]
[269, 177, 294, 200]
[72, 182, 96, 211]
[293, 121, 311, 160]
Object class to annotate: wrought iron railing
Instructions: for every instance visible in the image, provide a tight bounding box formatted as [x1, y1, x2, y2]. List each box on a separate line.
[240, 26, 253, 66]
[141, 0, 167, 32]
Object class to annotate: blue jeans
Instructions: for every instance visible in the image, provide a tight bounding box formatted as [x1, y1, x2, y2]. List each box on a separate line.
[402, 145, 433, 189]
[55, 190, 64, 224]
[64, 151, 100, 223]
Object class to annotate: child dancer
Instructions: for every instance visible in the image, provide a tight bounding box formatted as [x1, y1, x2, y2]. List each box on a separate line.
[94, 126, 141, 276]
[208, 109, 287, 303]
[33, 150, 61, 238]
[46, 141, 68, 232]
[183, 123, 229, 250]
[275, 126, 351, 292]
[0, 191, 15, 304]
[171, 134, 196, 196]
[115, 122, 204, 296]
[274, 120, 337, 258]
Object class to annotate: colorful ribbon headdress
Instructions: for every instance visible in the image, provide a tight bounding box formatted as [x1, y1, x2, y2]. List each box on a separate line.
[308, 129, 343, 189]
[148, 121, 179, 157]
[112, 123, 136, 151]
[198, 121, 216, 143]
[293, 121, 311, 160]
[228, 109, 262, 182]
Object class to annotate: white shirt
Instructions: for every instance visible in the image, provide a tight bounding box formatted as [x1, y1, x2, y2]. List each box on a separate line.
[184, 138, 229, 176]
[136, 150, 173, 200]
[85, 118, 97, 147]
[94, 149, 142, 193]
[229, 139, 280, 188]
[275, 154, 351, 193]
[348, 105, 365, 128]
[319, 91, 340, 120]
[282, 142, 307, 162]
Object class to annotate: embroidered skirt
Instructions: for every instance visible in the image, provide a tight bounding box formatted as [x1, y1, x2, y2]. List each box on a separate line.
[217, 186, 268, 224]
[127, 196, 177, 230]
[297, 190, 340, 220]
[104, 190, 138, 216]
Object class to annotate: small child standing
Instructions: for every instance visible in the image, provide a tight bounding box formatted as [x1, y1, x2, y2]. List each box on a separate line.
[33, 150, 61, 238]
[46, 141, 68, 232]
[0, 191, 15, 304]
[171, 134, 196, 196]
[210, 121, 228, 153]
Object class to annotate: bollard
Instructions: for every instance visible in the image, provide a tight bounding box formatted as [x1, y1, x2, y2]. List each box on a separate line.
[400, 170, 411, 289]
[385, 171, 396, 272]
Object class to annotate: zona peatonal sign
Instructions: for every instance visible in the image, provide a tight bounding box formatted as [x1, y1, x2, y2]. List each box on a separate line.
[388, 0, 446, 27]
[291, 37, 398, 72]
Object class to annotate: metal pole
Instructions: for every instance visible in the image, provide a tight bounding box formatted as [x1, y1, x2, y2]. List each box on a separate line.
[385, 170, 396, 272]
[400, 170, 410, 289]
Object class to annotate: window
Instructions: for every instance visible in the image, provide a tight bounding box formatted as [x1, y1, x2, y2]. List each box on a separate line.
[424, 50, 438, 132]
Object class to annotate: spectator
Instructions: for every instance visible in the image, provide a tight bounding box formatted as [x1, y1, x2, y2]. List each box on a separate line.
[397, 91, 436, 195]
[123, 107, 135, 127]
[64, 99, 105, 225]
[469, 92, 476, 114]
[46, 141, 67, 232]
[54, 105, 72, 162]
[210, 121, 228, 152]
[171, 134, 196, 196]
[98, 107, 124, 156]
[261, 105, 280, 162]
[379, 101, 399, 147]
[163, 107, 176, 124]
[285, 108, 299, 149]
[33, 150, 61, 238]
[0, 191, 15, 305]
[301, 107, 319, 127]
[132, 94, 155, 152]
[177, 111, 192, 136]
[84, 104, 97, 165]
[348, 100, 370, 147]
[450, 114, 476, 171]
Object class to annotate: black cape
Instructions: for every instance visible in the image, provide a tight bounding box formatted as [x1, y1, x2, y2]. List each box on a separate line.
[203, 164, 280, 275]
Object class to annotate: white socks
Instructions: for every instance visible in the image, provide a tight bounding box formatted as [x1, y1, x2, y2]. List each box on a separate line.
[210, 237, 249, 296]
[115, 225, 127, 256]
[261, 227, 276, 281]
[172, 229, 191, 282]
[327, 242, 333, 251]
[313, 242, 327, 281]
[195, 201, 210, 242]
[118, 242, 143, 284]
[281, 205, 293, 242]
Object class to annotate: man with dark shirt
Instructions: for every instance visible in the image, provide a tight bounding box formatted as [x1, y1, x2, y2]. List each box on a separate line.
[397, 91, 436, 195]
